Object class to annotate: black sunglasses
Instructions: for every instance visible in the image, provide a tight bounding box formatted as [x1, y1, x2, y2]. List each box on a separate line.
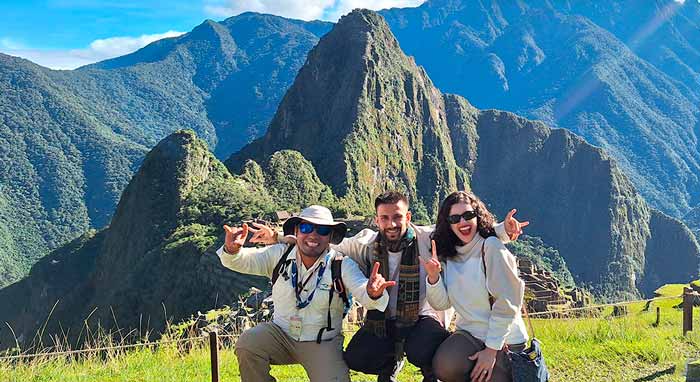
[447, 210, 478, 224]
[298, 222, 333, 236]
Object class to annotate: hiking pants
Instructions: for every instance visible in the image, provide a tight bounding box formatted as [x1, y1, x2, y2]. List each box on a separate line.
[235, 322, 350, 382]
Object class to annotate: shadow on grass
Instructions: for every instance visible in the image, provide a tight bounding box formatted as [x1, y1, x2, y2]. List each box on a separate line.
[632, 366, 676, 382]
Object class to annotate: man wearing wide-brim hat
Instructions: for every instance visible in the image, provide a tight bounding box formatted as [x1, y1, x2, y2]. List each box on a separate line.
[217, 205, 394, 382]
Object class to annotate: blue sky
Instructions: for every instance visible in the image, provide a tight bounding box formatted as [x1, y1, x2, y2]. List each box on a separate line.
[0, 0, 425, 69]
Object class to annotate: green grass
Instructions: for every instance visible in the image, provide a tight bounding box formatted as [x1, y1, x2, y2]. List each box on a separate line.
[655, 283, 687, 297]
[2, 295, 699, 381]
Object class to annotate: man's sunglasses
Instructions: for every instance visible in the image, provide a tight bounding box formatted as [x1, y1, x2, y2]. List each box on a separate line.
[447, 210, 478, 224]
[298, 222, 333, 236]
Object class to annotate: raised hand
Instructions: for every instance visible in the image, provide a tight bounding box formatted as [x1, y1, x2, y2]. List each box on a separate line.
[248, 222, 278, 245]
[419, 240, 442, 285]
[367, 262, 396, 299]
[504, 209, 530, 241]
[223, 223, 249, 254]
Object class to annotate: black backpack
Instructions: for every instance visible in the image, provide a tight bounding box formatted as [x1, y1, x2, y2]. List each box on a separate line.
[270, 244, 350, 343]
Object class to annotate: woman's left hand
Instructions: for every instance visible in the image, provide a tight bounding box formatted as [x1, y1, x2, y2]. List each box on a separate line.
[468, 347, 498, 382]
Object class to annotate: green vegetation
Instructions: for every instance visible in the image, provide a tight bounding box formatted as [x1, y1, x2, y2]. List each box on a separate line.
[245, 150, 337, 212]
[0, 13, 330, 288]
[0, 131, 277, 349]
[381, 1, 700, 220]
[507, 235, 575, 288]
[655, 284, 687, 298]
[2, 290, 698, 381]
[229, 10, 460, 221]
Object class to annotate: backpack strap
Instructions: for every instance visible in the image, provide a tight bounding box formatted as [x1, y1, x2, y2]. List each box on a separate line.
[481, 241, 496, 308]
[331, 256, 349, 308]
[315, 254, 349, 344]
[271, 243, 295, 285]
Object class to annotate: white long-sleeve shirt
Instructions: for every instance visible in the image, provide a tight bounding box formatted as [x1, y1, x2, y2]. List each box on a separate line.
[426, 235, 528, 350]
[217, 244, 389, 342]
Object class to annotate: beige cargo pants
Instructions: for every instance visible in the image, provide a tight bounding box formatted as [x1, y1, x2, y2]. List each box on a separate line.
[234, 322, 350, 382]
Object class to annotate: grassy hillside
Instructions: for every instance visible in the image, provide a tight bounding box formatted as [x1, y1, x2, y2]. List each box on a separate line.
[1, 286, 697, 381]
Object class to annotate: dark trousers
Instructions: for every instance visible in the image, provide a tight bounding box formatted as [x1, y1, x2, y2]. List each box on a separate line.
[433, 330, 526, 382]
[343, 316, 450, 378]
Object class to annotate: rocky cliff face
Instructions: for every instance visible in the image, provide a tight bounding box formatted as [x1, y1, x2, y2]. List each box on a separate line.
[643, 210, 700, 295]
[230, 9, 700, 298]
[466, 109, 653, 297]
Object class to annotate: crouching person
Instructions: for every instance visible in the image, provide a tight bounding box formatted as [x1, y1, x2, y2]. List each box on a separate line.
[217, 205, 394, 382]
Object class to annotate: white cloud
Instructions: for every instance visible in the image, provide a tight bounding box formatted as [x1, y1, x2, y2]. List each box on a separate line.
[204, 0, 426, 21]
[205, 0, 335, 21]
[325, 0, 426, 21]
[0, 31, 184, 70]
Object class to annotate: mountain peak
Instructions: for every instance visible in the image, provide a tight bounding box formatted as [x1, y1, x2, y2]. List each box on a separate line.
[110, 129, 214, 222]
[230, 9, 455, 216]
[98, 130, 219, 276]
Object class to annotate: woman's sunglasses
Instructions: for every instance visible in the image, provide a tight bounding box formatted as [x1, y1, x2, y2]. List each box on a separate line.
[298, 222, 333, 236]
[447, 210, 478, 224]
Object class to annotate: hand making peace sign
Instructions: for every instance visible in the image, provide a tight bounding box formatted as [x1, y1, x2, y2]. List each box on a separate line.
[366, 262, 396, 299]
[419, 240, 442, 285]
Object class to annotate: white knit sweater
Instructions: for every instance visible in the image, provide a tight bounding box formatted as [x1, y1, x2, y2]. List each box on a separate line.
[426, 235, 528, 350]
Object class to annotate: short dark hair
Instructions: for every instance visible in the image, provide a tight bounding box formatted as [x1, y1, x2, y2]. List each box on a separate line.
[374, 191, 409, 210]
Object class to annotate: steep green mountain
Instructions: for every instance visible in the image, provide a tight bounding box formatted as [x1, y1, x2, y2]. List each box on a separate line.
[466, 107, 697, 297]
[379, 0, 700, 223]
[231, 9, 699, 298]
[0, 13, 331, 287]
[85, 13, 331, 157]
[0, 54, 148, 287]
[229, 10, 463, 220]
[0, 131, 275, 349]
[548, 0, 700, 96]
[240, 150, 336, 212]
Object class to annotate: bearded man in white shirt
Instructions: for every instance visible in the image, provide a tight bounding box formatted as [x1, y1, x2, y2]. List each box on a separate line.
[217, 205, 395, 382]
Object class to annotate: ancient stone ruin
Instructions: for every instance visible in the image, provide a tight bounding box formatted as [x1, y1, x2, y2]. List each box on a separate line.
[518, 258, 591, 313]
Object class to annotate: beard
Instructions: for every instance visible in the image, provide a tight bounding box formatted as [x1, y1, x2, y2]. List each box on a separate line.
[381, 228, 404, 252]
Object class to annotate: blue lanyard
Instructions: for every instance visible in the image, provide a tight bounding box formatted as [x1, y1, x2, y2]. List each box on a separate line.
[291, 253, 331, 309]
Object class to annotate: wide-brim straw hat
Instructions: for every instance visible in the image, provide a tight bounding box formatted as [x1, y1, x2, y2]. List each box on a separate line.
[282, 205, 347, 244]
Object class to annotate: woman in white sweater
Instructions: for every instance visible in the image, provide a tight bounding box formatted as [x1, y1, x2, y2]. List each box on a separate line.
[421, 191, 528, 382]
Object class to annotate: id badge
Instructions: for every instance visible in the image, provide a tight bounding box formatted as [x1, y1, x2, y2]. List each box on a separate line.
[289, 315, 303, 340]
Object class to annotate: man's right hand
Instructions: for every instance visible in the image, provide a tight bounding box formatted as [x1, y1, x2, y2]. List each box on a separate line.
[419, 240, 442, 285]
[223, 223, 249, 254]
